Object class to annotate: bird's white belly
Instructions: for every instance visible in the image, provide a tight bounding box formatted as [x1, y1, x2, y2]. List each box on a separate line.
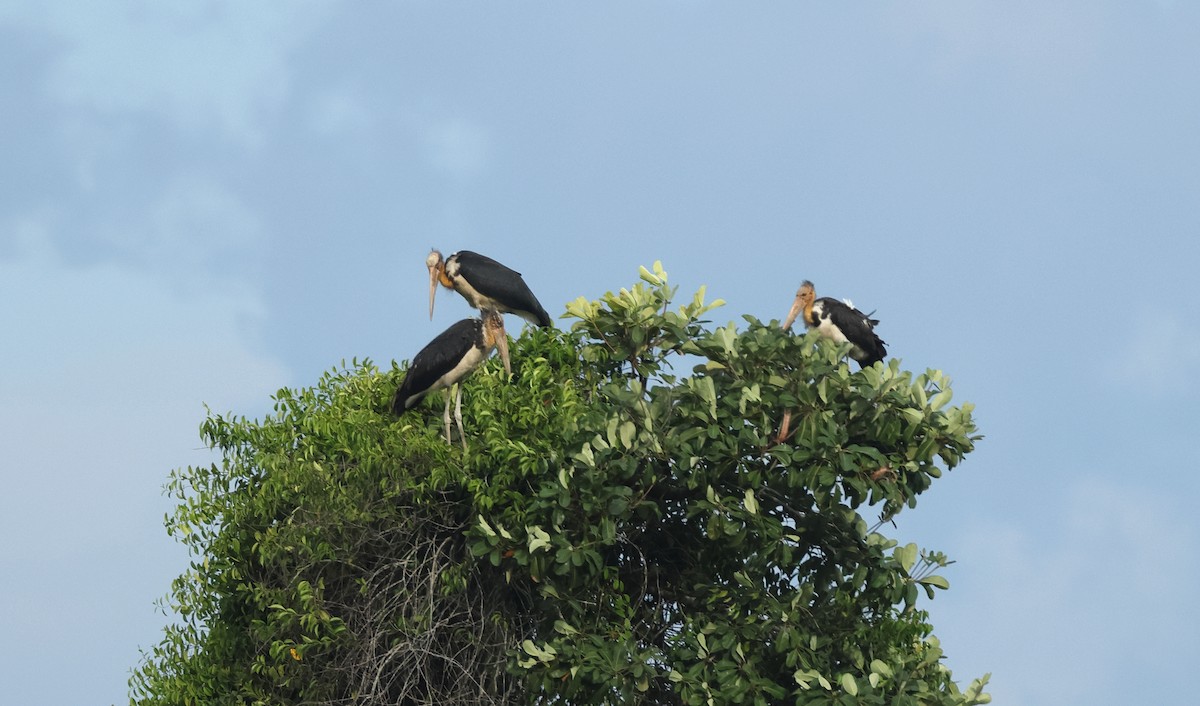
[434, 344, 491, 391]
[816, 316, 872, 360]
[814, 316, 849, 345]
[452, 277, 502, 312]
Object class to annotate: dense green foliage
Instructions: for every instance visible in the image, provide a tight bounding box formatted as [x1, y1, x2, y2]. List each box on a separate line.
[132, 263, 989, 705]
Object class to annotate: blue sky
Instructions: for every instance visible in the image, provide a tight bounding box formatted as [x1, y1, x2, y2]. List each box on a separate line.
[2, 3, 1197, 704]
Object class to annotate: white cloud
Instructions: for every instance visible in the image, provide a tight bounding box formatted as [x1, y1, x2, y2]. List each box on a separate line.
[307, 88, 375, 136]
[0, 216, 289, 542]
[930, 477, 1198, 705]
[0, 218, 290, 706]
[100, 174, 266, 282]
[426, 118, 490, 179]
[1, 0, 335, 143]
[0, 216, 284, 404]
[884, 1, 1109, 86]
[1103, 311, 1200, 395]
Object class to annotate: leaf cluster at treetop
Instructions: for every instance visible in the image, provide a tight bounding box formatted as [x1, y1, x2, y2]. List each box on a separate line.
[131, 262, 990, 706]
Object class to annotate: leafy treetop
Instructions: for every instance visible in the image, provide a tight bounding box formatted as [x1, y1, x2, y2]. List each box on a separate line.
[131, 262, 989, 706]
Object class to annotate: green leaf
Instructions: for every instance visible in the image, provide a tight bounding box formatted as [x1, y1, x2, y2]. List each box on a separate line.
[895, 543, 918, 573]
[694, 376, 718, 418]
[743, 488, 759, 515]
[520, 639, 557, 663]
[918, 575, 950, 590]
[840, 672, 858, 696]
[553, 619, 578, 635]
[739, 383, 761, 415]
[527, 525, 552, 553]
[638, 264, 662, 285]
[913, 382, 928, 408]
[619, 420, 636, 449]
[715, 323, 738, 356]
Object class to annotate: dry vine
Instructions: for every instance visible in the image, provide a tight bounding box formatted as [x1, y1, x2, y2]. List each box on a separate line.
[290, 494, 530, 706]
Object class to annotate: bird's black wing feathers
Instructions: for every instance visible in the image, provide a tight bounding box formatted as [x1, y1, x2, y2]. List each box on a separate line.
[823, 299, 887, 366]
[455, 250, 523, 276]
[455, 251, 552, 326]
[393, 319, 482, 413]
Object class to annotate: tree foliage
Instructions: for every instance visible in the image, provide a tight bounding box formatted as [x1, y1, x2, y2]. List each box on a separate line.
[131, 263, 990, 705]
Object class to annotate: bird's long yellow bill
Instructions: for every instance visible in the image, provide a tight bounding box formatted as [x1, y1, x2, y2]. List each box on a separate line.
[783, 297, 803, 330]
[428, 266, 440, 320]
[495, 330, 511, 376]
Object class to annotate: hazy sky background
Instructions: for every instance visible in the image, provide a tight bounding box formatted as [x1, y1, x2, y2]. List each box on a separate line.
[2, 3, 1197, 704]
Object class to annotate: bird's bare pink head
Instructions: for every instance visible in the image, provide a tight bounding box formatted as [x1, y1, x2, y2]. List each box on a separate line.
[783, 280, 816, 330]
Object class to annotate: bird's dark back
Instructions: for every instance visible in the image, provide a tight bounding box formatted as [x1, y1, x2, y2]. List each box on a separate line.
[453, 251, 552, 327]
[820, 297, 887, 366]
[392, 318, 483, 414]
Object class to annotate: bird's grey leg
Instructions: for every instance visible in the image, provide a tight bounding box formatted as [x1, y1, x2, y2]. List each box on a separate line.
[454, 382, 467, 451]
[442, 388, 453, 445]
[493, 313, 511, 376]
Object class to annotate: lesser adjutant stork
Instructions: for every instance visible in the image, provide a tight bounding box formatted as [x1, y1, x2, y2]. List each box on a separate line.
[392, 312, 507, 448]
[783, 280, 887, 368]
[427, 249, 552, 327]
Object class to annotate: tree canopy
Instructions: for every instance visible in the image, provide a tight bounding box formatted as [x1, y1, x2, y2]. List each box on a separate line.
[131, 263, 990, 706]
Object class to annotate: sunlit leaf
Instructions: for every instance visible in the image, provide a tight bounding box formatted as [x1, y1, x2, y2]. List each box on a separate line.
[743, 488, 759, 515]
[895, 543, 918, 573]
[841, 672, 858, 696]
